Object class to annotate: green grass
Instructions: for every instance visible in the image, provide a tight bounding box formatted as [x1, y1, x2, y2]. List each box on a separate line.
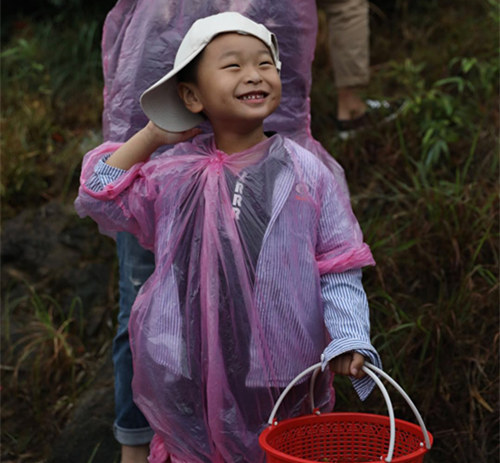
[1, 1, 498, 462]
[311, 2, 498, 462]
[0, 7, 106, 219]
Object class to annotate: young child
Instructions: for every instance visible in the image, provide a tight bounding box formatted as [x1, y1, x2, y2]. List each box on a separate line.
[76, 12, 381, 463]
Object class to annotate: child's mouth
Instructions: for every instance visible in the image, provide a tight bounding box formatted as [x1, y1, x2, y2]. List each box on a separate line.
[238, 92, 268, 101]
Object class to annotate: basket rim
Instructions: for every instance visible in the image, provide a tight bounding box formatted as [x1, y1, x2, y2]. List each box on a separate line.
[259, 412, 433, 463]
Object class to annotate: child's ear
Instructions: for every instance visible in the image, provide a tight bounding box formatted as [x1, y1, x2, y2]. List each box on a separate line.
[177, 83, 204, 114]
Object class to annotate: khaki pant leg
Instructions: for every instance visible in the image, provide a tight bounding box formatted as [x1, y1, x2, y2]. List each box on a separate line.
[319, 0, 370, 88]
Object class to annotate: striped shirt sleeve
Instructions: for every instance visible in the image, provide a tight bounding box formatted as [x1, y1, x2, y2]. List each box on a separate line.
[320, 268, 382, 401]
[85, 154, 127, 192]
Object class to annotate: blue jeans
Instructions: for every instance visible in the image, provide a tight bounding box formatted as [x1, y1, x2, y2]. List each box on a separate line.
[113, 232, 155, 445]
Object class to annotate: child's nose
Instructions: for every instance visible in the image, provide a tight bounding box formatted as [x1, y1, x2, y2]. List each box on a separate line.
[244, 67, 263, 84]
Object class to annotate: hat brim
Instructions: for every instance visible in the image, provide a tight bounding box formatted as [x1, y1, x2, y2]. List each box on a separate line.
[140, 50, 206, 133]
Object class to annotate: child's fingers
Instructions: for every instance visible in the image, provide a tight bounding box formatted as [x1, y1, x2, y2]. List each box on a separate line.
[167, 127, 203, 144]
[329, 353, 353, 376]
[349, 352, 366, 379]
[181, 127, 203, 140]
[147, 121, 202, 145]
[329, 352, 367, 378]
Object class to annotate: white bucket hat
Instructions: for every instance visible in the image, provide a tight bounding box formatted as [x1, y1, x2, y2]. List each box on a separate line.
[140, 12, 281, 132]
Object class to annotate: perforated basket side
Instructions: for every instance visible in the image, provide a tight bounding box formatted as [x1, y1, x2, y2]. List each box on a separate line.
[259, 413, 432, 463]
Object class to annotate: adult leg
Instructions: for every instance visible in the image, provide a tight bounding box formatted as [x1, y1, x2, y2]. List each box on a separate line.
[323, 0, 370, 120]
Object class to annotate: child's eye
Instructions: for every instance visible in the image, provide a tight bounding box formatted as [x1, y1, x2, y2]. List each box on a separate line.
[260, 61, 273, 67]
[223, 63, 240, 69]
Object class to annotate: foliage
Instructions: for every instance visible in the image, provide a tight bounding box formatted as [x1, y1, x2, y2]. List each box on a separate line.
[1, 0, 498, 462]
[311, 2, 499, 461]
[1, 284, 91, 460]
[0, 8, 106, 219]
[1, 5, 114, 461]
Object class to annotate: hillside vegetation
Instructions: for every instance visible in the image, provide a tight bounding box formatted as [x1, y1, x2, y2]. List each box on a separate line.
[1, 1, 498, 462]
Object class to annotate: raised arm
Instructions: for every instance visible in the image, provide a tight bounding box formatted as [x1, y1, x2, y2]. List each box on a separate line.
[106, 121, 201, 170]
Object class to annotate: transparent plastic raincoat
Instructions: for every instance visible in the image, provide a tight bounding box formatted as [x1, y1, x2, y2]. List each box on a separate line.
[76, 133, 378, 462]
[76, 1, 381, 461]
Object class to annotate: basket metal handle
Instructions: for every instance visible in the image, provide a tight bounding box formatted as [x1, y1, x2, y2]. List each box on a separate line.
[266, 361, 431, 463]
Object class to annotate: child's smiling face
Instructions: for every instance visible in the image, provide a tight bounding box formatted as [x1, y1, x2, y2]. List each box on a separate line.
[180, 32, 282, 133]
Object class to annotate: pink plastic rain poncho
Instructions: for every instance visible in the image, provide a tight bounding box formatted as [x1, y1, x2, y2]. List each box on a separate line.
[76, 134, 375, 462]
[78, 1, 377, 461]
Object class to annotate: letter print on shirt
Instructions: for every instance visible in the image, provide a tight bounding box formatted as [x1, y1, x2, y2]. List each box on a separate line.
[232, 172, 248, 221]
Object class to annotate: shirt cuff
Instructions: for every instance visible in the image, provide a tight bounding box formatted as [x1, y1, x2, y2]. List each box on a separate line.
[86, 155, 127, 192]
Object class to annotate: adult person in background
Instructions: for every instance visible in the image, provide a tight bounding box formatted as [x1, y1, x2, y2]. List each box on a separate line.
[320, 0, 395, 138]
[99, 1, 388, 461]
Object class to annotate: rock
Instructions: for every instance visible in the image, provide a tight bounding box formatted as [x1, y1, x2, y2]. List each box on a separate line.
[1, 200, 117, 314]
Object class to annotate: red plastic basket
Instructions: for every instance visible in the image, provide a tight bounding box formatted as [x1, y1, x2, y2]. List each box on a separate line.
[259, 363, 433, 463]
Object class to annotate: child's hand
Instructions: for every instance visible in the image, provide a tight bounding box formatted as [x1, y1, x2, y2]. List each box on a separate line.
[329, 351, 366, 379]
[144, 120, 202, 147]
